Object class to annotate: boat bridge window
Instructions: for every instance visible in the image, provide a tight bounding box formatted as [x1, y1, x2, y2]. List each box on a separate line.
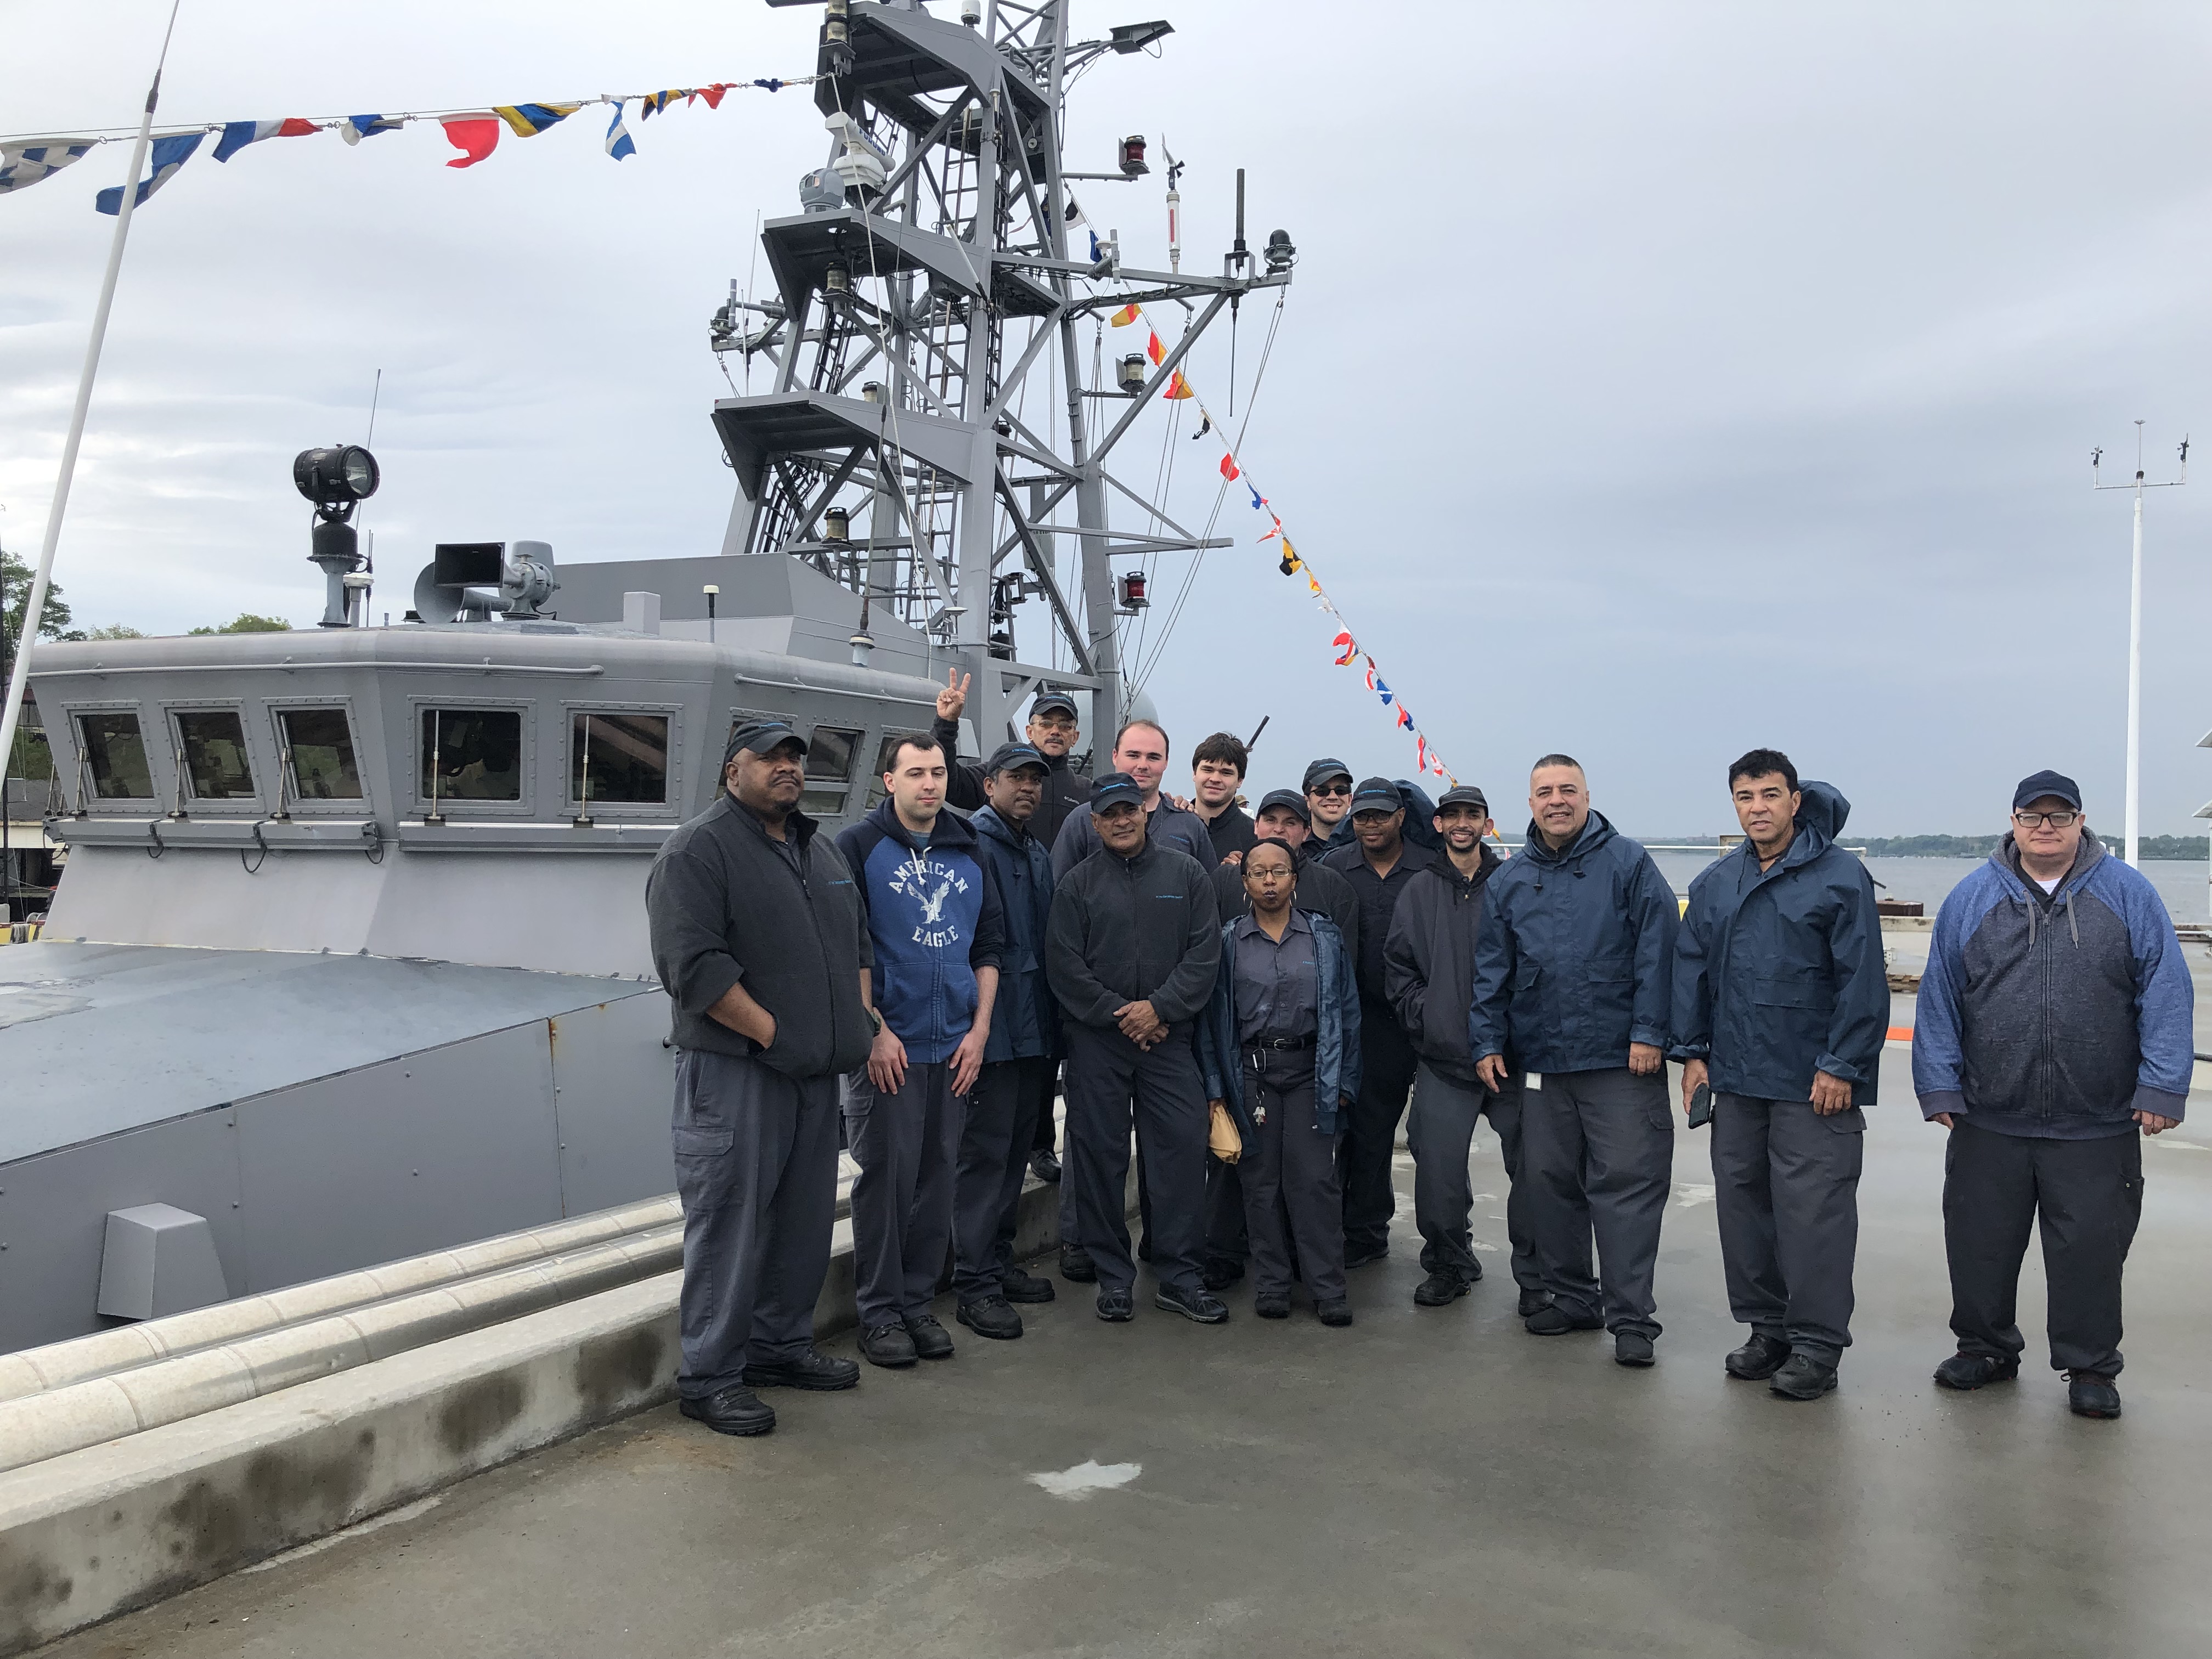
[278, 708, 363, 800]
[174, 710, 257, 801]
[76, 710, 153, 799]
[420, 708, 523, 803]
[571, 712, 669, 806]
[800, 726, 862, 817]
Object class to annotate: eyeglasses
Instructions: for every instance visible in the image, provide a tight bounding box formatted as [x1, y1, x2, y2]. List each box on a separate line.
[2013, 810, 2079, 829]
[1310, 783, 1351, 798]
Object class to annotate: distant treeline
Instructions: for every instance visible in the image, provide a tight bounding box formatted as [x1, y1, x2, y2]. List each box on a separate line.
[1858, 833, 2211, 860]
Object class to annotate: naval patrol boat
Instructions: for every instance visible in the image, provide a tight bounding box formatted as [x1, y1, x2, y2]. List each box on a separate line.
[0, 0, 1292, 1357]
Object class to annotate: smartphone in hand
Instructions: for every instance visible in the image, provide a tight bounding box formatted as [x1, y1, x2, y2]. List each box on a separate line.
[1686, 1082, 1713, 1129]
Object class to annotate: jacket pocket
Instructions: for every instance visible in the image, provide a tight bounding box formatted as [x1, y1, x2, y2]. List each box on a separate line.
[748, 970, 830, 1077]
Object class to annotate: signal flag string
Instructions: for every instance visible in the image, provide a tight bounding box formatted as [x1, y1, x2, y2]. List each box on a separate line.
[1109, 301, 1460, 789]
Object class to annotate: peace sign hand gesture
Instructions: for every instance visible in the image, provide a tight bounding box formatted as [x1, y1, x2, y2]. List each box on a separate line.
[935, 669, 970, 722]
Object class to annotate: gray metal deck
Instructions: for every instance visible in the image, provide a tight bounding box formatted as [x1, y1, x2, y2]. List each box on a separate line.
[34, 1030, 2212, 1659]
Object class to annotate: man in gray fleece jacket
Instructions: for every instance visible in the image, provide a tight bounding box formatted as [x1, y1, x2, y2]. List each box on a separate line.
[646, 720, 878, 1438]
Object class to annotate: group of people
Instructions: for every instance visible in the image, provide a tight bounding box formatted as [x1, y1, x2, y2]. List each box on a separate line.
[644, 678, 2193, 1437]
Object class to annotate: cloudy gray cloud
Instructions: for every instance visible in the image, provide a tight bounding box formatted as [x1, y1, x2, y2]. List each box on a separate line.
[3, 1, 2207, 839]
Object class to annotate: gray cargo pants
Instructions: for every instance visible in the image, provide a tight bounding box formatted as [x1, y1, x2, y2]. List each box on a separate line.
[671, 1048, 840, 1399]
[1711, 1092, 1864, 1365]
[1237, 1048, 1346, 1302]
[1407, 1062, 1539, 1291]
[953, 1054, 1055, 1302]
[1943, 1119, 2143, 1377]
[1522, 1066, 1674, 1338]
[1063, 1020, 1207, 1296]
[843, 1060, 966, 1330]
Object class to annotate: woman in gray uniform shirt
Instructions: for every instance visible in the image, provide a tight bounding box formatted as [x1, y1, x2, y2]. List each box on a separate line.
[1198, 838, 1364, 1324]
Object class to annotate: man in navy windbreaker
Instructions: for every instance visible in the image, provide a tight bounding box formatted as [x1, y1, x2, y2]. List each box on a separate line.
[836, 733, 1005, 1372]
[949, 742, 1062, 1342]
[1672, 752, 1886, 1402]
[1471, 754, 1679, 1367]
[1914, 769, 2191, 1421]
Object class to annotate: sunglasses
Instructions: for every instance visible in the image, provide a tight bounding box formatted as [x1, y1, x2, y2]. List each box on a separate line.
[1310, 783, 1351, 798]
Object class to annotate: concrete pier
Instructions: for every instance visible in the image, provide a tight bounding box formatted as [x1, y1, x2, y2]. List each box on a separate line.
[27, 1025, 2212, 1659]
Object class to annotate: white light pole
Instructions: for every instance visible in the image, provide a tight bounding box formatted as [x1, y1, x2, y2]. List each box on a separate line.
[2093, 422, 2187, 866]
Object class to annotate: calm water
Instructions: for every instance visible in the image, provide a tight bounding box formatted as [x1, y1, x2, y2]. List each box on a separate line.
[1639, 851, 2212, 926]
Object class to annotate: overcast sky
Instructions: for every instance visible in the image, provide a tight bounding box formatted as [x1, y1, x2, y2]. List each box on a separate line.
[3, 2, 2207, 838]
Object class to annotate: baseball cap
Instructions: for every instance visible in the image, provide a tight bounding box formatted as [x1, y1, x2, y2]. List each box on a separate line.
[1302, 757, 1353, 792]
[1091, 770, 1145, 812]
[1348, 776, 1403, 816]
[985, 741, 1049, 777]
[1254, 788, 1312, 825]
[1030, 690, 1080, 720]
[2012, 769, 2083, 812]
[1437, 785, 1489, 814]
[724, 719, 807, 766]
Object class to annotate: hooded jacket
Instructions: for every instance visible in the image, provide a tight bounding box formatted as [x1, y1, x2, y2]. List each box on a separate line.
[1045, 837, 1222, 1031]
[1912, 828, 2192, 1135]
[1469, 809, 1679, 1074]
[971, 803, 1059, 1064]
[646, 793, 874, 1077]
[1669, 783, 1886, 1105]
[1196, 911, 1365, 1136]
[1384, 842, 1504, 1086]
[935, 713, 1093, 849]
[835, 800, 1006, 1064]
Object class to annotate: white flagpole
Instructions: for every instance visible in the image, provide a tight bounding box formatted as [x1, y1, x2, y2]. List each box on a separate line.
[0, 0, 183, 797]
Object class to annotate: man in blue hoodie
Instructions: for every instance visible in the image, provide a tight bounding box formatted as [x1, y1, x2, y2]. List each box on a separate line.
[1472, 754, 1679, 1367]
[1914, 769, 2191, 1421]
[1672, 751, 1887, 1401]
[950, 742, 1060, 1341]
[835, 734, 1006, 1370]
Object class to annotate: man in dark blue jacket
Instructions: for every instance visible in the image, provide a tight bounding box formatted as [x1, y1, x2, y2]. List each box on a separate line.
[1472, 754, 1679, 1367]
[1914, 769, 2192, 1420]
[950, 743, 1060, 1340]
[1672, 752, 1886, 1401]
[835, 734, 1006, 1370]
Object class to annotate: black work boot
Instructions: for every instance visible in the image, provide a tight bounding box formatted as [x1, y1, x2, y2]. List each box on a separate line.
[905, 1312, 955, 1359]
[1725, 1333, 1792, 1381]
[1934, 1351, 2019, 1391]
[743, 1350, 860, 1391]
[2066, 1371, 2122, 1419]
[1002, 1265, 1057, 1304]
[1030, 1148, 1062, 1183]
[1201, 1257, 1246, 1292]
[859, 1322, 918, 1368]
[1525, 1304, 1603, 1336]
[957, 1296, 1023, 1340]
[1414, 1271, 1470, 1307]
[1769, 1353, 1838, 1401]
[680, 1386, 776, 1436]
[1060, 1243, 1097, 1283]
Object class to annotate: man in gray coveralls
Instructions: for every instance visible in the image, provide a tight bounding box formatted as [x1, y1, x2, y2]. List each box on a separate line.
[646, 721, 877, 1436]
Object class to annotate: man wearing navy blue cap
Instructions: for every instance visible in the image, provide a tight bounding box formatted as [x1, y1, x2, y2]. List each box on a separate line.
[951, 742, 1062, 1339]
[1304, 758, 1356, 851]
[646, 719, 876, 1436]
[1914, 769, 2192, 1420]
[1046, 770, 1227, 1324]
[1322, 777, 1438, 1266]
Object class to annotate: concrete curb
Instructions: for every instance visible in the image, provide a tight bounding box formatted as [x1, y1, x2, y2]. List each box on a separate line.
[0, 1167, 1090, 1655]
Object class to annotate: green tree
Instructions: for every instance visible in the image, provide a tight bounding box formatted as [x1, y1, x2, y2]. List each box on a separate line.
[1, 548, 78, 655]
[188, 613, 291, 635]
[83, 624, 145, 640]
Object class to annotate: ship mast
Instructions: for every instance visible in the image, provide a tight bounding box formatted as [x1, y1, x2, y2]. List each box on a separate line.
[719, 0, 1289, 745]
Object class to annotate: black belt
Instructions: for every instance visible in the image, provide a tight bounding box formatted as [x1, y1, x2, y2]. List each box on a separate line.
[1244, 1034, 1316, 1052]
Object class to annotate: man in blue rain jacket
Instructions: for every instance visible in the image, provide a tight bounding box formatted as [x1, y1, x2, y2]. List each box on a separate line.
[836, 734, 1005, 1371]
[1471, 754, 1679, 1367]
[1672, 752, 1886, 1402]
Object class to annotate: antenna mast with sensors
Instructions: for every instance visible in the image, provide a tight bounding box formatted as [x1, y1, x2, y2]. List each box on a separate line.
[2091, 420, 2187, 868]
[722, 1, 1291, 744]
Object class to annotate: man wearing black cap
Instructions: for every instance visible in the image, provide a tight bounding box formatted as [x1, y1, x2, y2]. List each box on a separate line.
[951, 743, 1062, 1340]
[1304, 758, 1356, 851]
[1322, 777, 1438, 1267]
[835, 734, 1006, 1370]
[933, 673, 1086, 1183]
[1046, 771, 1228, 1324]
[932, 673, 1093, 849]
[1384, 785, 1544, 1314]
[1200, 788, 1364, 1289]
[646, 721, 876, 1436]
[1914, 769, 2193, 1420]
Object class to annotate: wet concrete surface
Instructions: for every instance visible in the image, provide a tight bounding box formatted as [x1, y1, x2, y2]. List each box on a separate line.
[35, 1028, 2212, 1659]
